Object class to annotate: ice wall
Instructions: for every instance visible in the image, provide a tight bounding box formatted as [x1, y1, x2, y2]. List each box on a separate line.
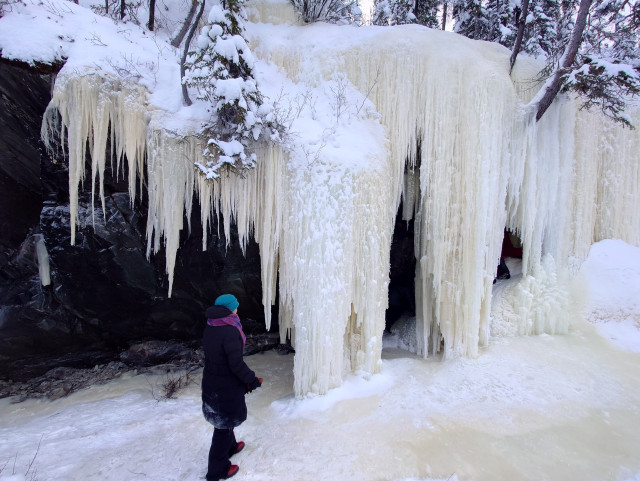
[244, 13, 640, 365]
[248, 22, 577, 359]
[42, 2, 640, 396]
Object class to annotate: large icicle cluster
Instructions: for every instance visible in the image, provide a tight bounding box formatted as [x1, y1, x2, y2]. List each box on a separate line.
[42, 73, 148, 246]
[247, 19, 640, 363]
[42, 1, 640, 397]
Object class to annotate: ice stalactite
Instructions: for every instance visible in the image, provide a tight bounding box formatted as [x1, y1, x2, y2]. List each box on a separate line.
[194, 143, 286, 332]
[145, 130, 195, 296]
[581, 110, 640, 248]
[279, 158, 393, 394]
[41, 74, 148, 245]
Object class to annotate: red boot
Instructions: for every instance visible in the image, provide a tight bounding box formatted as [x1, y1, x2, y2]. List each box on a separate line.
[230, 441, 245, 457]
[223, 465, 239, 479]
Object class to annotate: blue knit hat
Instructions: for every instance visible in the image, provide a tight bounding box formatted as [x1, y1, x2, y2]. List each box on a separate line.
[214, 294, 239, 312]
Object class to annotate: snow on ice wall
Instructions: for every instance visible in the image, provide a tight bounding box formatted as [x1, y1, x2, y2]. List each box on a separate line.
[42, 2, 640, 396]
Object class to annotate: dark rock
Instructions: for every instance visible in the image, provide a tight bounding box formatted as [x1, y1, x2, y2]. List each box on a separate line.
[275, 343, 296, 355]
[48, 387, 67, 400]
[0, 63, 276, 383]
[119, 340, 196, 366]
[0, 63, 48, 251]
[386, 207, 416, 330]
[243, 332, 281, 356]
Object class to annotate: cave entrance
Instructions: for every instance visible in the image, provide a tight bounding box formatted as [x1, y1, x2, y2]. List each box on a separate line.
[495, 228, 523, 283]
[385, 202, 416, 334]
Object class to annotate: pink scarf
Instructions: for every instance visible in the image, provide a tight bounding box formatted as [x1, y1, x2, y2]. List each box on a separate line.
[207, 313, 246, 346]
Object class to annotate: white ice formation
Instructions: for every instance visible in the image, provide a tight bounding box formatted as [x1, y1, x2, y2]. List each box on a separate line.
[35, 234, 51, 287]
[41, 1, 640, 397]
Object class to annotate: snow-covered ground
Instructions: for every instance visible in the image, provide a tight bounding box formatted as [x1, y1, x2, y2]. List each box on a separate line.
[1, 239, 639, 481]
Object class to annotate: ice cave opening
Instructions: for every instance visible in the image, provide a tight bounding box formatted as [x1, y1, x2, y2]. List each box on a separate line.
[385, 202, 416, 333]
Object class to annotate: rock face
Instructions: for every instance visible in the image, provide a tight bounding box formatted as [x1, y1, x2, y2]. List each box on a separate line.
[0, 62, 273, 382]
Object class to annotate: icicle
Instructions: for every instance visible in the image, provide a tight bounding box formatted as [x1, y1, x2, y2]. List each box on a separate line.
[41, 74, 148, 245]
[35, 234, 51, 287]
[145, 130, 195, 297]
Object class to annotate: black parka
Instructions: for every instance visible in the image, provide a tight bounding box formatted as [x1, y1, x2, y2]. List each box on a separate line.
[201, 305, 257, 429]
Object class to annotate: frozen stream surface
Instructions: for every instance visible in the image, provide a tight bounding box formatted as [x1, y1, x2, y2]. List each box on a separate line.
[1, 322, 639, 481]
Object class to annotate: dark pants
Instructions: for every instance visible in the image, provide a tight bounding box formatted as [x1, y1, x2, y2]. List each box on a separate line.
[206, 428, 237, 481]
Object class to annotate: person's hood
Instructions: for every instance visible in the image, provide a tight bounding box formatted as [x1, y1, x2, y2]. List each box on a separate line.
[205, 304, 233, 320]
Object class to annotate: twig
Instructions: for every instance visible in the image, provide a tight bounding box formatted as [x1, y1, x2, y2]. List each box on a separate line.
[25, 435, 43, 478]
[355, 65, 380, 115]
[329, 74, 348, 124]
[87, 32, 108, 46]
[145, 375, 161, 402]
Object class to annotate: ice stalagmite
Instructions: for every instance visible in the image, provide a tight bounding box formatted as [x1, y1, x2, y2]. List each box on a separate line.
[42, 0, 640, 397]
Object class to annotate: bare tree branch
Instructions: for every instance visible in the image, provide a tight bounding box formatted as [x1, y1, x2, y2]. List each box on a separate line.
[528, 0, 593, 122]
[171, 0, 199, 47]
[509, 0, 530, 75]
[181, 0, 205, 106]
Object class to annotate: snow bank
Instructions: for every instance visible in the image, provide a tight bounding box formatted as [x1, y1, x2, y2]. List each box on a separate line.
[579, 239, 640, 352]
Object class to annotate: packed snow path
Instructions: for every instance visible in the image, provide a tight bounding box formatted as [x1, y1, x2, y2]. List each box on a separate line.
[1, 321, 639, 481]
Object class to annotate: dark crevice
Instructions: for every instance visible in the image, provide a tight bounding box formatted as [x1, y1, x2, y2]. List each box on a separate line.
[385, 202, 416, 332]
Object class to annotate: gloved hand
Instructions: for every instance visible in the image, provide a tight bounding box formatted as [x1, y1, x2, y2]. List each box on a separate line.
[246, 376, 262, 393]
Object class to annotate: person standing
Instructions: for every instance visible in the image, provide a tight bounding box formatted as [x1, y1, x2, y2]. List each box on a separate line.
[201, 294, 262, 481]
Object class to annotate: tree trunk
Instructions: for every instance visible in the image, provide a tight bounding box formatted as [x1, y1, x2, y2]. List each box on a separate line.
[509, 0, 529, 74]
[181, 0, 206, 106]
[531, 0, 592, 122]
[442, 1, 447, 29]
[147, 0, 156, 30]
[171, 0, 199, 47]
[120, 0, 125, 19]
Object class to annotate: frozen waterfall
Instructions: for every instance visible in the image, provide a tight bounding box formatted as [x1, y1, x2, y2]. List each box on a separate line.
[41, 0, 640, 397]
